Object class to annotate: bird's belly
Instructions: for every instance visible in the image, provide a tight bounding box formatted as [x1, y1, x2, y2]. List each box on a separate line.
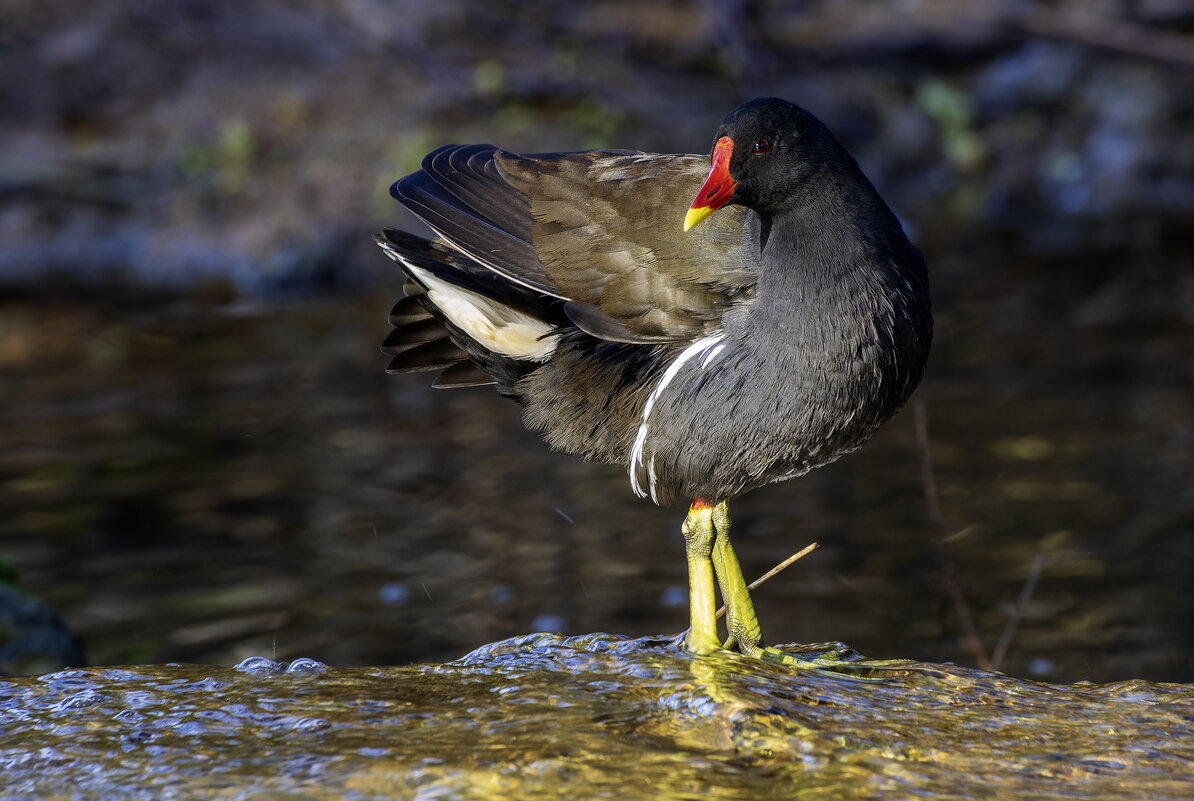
[636, 339, 903, 505]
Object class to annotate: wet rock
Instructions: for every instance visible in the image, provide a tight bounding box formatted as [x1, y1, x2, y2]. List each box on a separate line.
[0, 581, 86, 677]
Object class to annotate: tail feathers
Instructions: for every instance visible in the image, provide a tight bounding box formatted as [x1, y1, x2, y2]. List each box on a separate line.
[384, 338, 469, 375]
[375, 228, 550, 310]
[376, 228, 560, 362]
[431, 361, 496, 388]
[381, 266, 479, 377]
[376, 228, 553, 391]
[388, 292, 428, 327]
[381, 317, 451, 356]
[383, 287, 486, 378]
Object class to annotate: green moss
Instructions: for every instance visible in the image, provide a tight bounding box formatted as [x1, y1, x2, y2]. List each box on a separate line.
[178, 118, 259, 195]
[916, 79, 986, 170]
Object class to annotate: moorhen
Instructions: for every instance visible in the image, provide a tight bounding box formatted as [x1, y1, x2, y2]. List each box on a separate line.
[377, 97, 932, 662]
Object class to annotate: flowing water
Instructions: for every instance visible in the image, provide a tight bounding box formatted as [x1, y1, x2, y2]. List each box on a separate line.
[3, 634, 1193, 800]
[2, 239, 1191, 683]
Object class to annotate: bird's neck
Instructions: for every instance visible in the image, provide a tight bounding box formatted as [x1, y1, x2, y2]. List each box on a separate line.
[755, 194, 891, 299]
[744, 192, 926, 365]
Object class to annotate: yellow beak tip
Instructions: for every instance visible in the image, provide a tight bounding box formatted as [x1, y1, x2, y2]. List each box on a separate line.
[683, 206, 714, 232]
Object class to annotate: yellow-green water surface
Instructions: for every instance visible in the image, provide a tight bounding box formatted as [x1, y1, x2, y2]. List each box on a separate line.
[2, 633, 1191, 800]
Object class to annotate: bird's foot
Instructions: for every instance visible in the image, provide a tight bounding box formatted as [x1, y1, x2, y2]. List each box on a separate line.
[716, 636, 822, 668]
[683, 627, 722, 656]
[747, 641, 919, 676]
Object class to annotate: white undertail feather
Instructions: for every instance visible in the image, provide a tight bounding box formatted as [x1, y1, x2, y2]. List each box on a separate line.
[380, 245, 559, 361]
[629, 332, 727, 503]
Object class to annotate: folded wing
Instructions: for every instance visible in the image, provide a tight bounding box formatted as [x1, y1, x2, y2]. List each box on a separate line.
[389, 145, 757, 347]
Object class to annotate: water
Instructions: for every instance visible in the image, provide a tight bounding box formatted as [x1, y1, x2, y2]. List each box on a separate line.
[2, 634, 1192, 800]
[0, 236, 1191, 684]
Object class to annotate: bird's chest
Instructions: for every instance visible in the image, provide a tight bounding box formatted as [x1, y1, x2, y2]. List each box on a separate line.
[646, 296, 898, 457]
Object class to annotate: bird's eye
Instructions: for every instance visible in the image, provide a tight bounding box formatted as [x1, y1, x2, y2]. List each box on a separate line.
[753, 138, 771, 155]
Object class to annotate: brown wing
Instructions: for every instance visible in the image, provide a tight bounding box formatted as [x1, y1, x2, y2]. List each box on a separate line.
[392, 145, 757, 344]
[496, 150, 756, 342]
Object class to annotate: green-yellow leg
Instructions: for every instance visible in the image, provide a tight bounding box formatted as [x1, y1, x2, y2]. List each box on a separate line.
[681, 502, 721, 655]
[684, 500, 918, 675]
[708, 501, 765, 657]
[711, 500, 919, 673]
[708, 501, 850, 666]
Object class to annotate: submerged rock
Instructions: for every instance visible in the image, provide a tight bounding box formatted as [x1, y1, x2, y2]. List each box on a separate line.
[0, 581, 85, 677]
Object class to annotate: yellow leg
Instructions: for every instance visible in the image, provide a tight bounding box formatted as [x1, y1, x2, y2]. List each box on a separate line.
[685, 500, 918, 675]
[680, 502, 720, 655]
[708, 501, 834, 665]
[709, 501, 765, 657]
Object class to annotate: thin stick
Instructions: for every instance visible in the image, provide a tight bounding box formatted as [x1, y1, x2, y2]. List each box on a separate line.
[990, 551, 1047, 670]
[915, 400, 944, 533]
[914, 399, 992, 670]
[943, 566, 992, 671]
[715, 542, 818, 621]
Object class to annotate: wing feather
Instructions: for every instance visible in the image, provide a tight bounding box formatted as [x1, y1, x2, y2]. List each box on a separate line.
[390, 146, 758, 344]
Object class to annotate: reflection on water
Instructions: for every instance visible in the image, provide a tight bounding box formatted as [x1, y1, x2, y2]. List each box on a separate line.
[0, 241, 1191, 683]
[2, 634, 1193, 800]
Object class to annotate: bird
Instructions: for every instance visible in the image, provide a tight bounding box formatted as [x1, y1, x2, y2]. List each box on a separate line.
[376, 97, 932, 663]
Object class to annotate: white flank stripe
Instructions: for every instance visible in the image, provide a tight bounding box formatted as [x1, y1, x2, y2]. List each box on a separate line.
[629, 332, 727, 501]
[700, 342, 726, 368]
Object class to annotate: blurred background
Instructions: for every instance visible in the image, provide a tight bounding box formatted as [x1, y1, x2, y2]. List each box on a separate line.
[0, 0, 1191, 682]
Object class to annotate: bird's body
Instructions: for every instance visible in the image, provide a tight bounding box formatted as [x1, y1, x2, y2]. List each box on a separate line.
[378, 98, 932, 660]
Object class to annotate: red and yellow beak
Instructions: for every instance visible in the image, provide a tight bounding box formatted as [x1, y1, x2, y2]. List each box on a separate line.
[684, 136, 736, 231]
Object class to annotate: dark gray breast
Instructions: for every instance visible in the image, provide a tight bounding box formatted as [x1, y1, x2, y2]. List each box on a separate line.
[383, 140, 931, 508]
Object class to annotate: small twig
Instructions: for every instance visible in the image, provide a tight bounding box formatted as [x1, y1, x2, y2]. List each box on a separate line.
[915, 400, 944, 532]
[943, 565, 992, 671]
[714, 542, 818, 621]
[990, 551, 1047, 670]
[914, 399, 992, 669]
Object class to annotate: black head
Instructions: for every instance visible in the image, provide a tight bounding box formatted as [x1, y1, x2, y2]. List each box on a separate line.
[720, 97, 850, 207]
[685, 97, 854, 229]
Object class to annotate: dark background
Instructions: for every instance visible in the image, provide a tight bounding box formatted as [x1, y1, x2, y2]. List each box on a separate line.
[1, 0, 1192, 682]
